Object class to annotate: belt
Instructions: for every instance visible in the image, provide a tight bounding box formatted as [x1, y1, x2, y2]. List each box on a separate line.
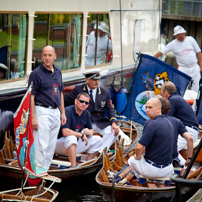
[191, 126, 198, 132]
[180, 63, 197, 68]
[146, 159, 169, 168]
[35, 102, 57, 109]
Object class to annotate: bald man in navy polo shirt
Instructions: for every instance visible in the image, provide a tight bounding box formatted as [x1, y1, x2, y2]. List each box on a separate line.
[28, 45, 66, 170]
[128, 98, 174, 178]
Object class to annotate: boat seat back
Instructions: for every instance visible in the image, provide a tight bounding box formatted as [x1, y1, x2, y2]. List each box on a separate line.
[173, 167, 182, 176]
[139, 175, 171, 186]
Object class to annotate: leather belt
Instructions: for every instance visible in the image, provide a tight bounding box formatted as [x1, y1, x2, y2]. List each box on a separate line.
[191, 126, 198, 132]
[146, 159, 169, 168]
[35, 102, 57, 109]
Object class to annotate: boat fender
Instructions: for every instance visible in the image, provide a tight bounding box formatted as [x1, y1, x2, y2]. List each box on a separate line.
[116, 87, 127, 115]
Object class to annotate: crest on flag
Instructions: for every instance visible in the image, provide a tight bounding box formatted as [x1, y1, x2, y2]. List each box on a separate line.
[14, 85, 47, 186]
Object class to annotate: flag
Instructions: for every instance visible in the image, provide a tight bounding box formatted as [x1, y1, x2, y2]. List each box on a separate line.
[14, 85, 47, 186]
[122, 54, 191, 125]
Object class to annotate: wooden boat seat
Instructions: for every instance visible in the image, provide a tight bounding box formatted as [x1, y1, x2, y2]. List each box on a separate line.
[139, 175, 171, 186]
[51, 159, 71, 169]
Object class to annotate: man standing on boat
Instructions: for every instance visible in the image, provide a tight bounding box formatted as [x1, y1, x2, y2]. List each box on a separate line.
[128, 98, 174, 178]
[160, 81, 198, 162]
[28, 45, 66, 170]
[154, 25, 202, 93]
[55, 92, 102, 167]
[159, 97, 193, 167]
[64, 69, 119, 153]
[85, 22, 111, 67]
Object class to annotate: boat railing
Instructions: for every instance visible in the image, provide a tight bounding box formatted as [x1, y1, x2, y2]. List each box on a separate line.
[171, 174, 202, 202]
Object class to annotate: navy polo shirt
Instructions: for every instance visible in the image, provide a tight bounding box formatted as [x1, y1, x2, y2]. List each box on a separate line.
[29, 63, 64, 108]
[139, 115, 173, 165]
[163, 114, 187, 158]
[168, 93, 198, 128]
[61, 105, 92, 132]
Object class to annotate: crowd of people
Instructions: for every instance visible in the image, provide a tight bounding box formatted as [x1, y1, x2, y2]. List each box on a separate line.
[28, 24, 200, 179]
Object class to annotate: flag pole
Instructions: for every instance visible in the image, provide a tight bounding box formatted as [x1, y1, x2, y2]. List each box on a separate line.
[21, 82, 32, 189]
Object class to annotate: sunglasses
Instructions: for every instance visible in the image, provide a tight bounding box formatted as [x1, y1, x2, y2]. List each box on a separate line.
[78, 99, 89, 105]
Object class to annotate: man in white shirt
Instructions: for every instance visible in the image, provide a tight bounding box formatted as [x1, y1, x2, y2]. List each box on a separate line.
[154, 25, 202, 93]
[85, 22, 112, 67]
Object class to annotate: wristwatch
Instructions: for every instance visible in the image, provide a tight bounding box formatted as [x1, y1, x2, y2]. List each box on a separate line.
[188, 157, 192, 160]
[81, 131, 85, 138]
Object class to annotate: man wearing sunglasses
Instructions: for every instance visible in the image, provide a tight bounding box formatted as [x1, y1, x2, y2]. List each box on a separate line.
[64, 69, 119, 153]
[55, 92, 102, 167]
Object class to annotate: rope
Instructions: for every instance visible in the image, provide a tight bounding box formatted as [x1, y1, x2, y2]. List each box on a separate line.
[30, 178, 57, 201]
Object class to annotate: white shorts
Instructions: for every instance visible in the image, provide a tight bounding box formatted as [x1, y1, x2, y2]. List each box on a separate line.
[92, 123, 118, 153]
[55, 135, 102, 155]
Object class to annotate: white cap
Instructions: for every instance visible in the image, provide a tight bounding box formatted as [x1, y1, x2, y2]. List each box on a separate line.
[173, 25, 186, 36]
[83, 68, 101, 79]
[0, 63, 8, 70]
[98, 22, 108, 33]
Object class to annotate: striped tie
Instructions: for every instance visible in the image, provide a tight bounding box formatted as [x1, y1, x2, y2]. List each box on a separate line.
[89, 90, 94, 102]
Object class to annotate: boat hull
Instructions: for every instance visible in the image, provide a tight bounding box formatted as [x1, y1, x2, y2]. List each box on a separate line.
[98, 181, 199, 202]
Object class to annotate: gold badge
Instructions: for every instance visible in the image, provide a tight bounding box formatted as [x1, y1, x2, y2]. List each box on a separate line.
[101, 101, 106, 108]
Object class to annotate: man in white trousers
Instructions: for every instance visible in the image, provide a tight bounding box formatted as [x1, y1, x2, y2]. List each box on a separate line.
[29, 45, 67, 170]
[154, 25, 202, 93]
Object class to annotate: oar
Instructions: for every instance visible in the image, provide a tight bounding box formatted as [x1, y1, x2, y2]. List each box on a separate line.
[115, 148, 123, 167]
[183, 137, 202, 179]
[187, 166, 202, 179]
[118, 171, 134, 185]
[113, 166, 132, 183]
[114, 166, 128, 176]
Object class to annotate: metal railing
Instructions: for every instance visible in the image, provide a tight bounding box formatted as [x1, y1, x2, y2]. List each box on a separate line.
[162, 0, 202, 18]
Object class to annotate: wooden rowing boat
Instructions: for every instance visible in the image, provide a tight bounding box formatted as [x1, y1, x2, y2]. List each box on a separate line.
[0, 184, 59, 201]
[0, 119, 137, 180]
[95, 145, 202, 202]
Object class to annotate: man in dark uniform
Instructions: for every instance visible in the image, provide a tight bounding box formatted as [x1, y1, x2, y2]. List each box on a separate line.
[64, 69, 119, 152]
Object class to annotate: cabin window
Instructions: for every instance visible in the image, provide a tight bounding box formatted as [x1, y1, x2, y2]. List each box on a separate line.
[86, 13, 112, 67]
[0, 13, 27, 80]
[33, 13, 83, 71]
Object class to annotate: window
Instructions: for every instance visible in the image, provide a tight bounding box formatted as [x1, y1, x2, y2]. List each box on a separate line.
[86, 13, 112, 67]
[0, 13, 27, 80]
[33, 13, 83, 71]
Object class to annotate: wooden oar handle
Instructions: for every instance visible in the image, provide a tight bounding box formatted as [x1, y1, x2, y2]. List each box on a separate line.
[187, 166, 202, 179]
[119, 166, 132, 178]
[118, 171, 134, 185]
